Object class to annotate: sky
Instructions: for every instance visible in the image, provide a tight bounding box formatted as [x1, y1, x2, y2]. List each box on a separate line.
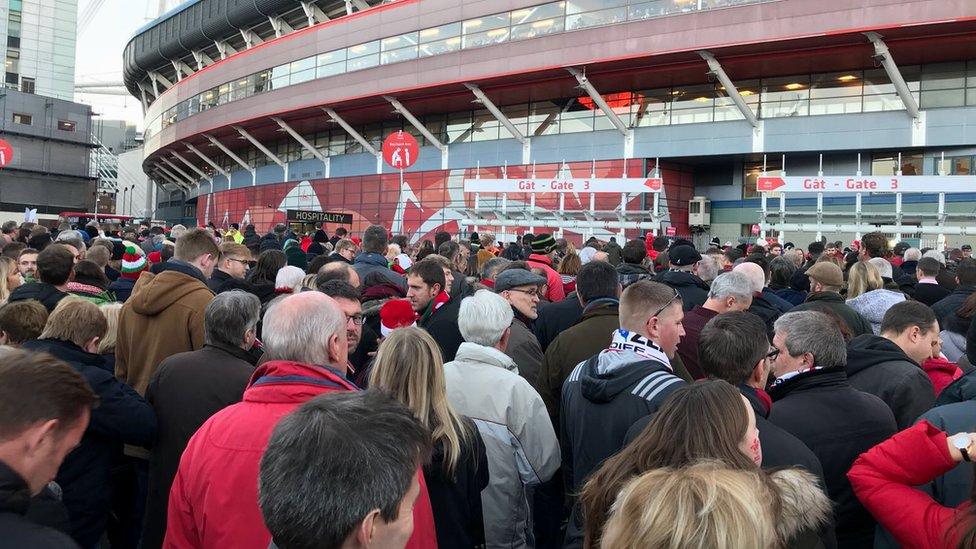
[73, 0, 178, 129]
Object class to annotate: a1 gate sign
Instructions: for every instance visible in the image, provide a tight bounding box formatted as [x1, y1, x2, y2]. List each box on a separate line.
[382, 131, 419, 170]
[0, 139, 13, 167]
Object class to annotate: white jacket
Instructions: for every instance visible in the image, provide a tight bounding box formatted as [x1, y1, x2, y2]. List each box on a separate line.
[444, 341, 560, 549]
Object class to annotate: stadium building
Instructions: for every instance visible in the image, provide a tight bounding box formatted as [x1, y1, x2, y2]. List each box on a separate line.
[124, 0, 976, 247]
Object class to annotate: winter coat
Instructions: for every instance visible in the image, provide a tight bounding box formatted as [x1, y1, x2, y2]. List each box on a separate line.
[444, 342, 560, 549]
[283, 242, 307, 271]
[142, 343, 257, 549]
[537, 299, 618, 429]
[21, 338, 156, 548]
[846, 334, 935, 429]
[526, 254, 566, 303]
[966, 316, 976, 368]
[0, 460, 79, 549]
[932, 284, 976, 330]
[165, 360, 438, 549]
[65, 282, 115, 305]
[768, 366, 897, 548]
[615, 262, 654, 289]
[845, 290, 907, 334]
[257, 231, 282, 252]
[207, 268, 253, 295]
[419, 294, 464, 362]
[791, 291, 873, 337]
[848, 421, 966, 549]
[770, 283, 808, 307]
[8, 281, 68, 312]
[116, 261, 214, 400]
[505, 314, 543, 387]
[601, 241, 622, 266]
[655, 269, 709, 311]
[106, 277, 136, 303]
[941, 329, 967, 363]
[241, 228, 261, 254]
[353, 252, 406, 291]
[675, 305, 719, 380]
[912, 281, 952, 307]
[923, 356, 963, 398]
[747, 291, 785, 339]
[424, 419, 490, 549]
[532, 293, 584, 352]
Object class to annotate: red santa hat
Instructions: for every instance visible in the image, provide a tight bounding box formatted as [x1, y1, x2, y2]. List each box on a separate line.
[380, 299, 417, 337]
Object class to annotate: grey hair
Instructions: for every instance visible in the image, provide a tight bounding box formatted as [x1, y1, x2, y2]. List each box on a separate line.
[708, 271, 753, 301]
[903, 247, 922, 262]
[262, 292, 346, 365]
[204, 291, 261, 347]
[170, 224, 187, 240]
[773, 311, 847, 369]
[696, 256, 721, 283]
[922, 249, 946, 266]
[55, 231, 85, 252]
[481, 257, 510, 280]
[867, 257, 893, 279]
[458, 289, 514, 347]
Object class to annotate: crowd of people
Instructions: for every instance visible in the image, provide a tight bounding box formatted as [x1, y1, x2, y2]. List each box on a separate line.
[5, 218, 976, 548]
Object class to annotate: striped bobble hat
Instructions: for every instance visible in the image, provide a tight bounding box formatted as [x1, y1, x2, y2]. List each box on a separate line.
[121, 240, 148, 279]
[531, 233, 557, 254]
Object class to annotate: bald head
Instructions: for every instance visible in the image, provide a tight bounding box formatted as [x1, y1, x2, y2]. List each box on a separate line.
[262, 292, 348, 366]
[732, 262, 765, 294]
[317, 261, 360, 288]
[591, 251, 609, 263]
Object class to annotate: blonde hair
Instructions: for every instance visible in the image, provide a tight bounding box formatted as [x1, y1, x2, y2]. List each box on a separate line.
[847, 261, 883, 299]
[98, 302, 123, 354]
[0, 256, 18, 302]
[600, 461, 779, 549]
[369, 327, 472, 478]
[300, 274, 318, 291]
[40, 298, 108, 348]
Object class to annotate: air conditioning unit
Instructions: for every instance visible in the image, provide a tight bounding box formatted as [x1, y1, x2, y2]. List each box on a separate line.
[688, 196, 711, 227]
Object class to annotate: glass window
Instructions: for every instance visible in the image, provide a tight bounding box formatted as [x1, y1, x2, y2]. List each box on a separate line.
[872, 153, 923, 177]
[632, 89, 671, 127]
[566, 0, 628, 13]
[511, 17, 564, 40]
[347, 42, 380, 71]
[921, 62, 967, 90]
[566, 6, 627, 30]
[11, 112, 30, 125]
[381, 46, 418, 65]
[348, 41, 380, 58]
[318, 61, 345, 78]
[462, 13, 510, 34]
[230, 77, 249, 101]
[251, 70, 270, 94]
[510, 3, 566, 24]
[290, 56, 316, 84]
[199, 89, 217, 111]
[950, 156, 972, 175]
[270, 64, 290, 90]
[419, 36, 461, 57]
[318, 49, 346, 65]
[419, 22, 461, 43]
[463, 27, 510, 49]
[560, 108, 595, 133]
[382, 32, 418, 51]
[529, 101, 562, 135]
[447, 112, 473, 144]
[217, 83, 232, 105]
[810, 72, 863, 98]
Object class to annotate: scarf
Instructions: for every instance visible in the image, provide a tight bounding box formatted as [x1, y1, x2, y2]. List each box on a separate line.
[769, 365, 824, 389]
[419, 290, 450, 324]
[606, 329, 671, 369]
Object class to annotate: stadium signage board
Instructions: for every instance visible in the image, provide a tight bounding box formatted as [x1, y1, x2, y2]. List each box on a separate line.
[286, 209, 353, 224]
[463, 178, 663, 194]
[756, 175, 976, 193]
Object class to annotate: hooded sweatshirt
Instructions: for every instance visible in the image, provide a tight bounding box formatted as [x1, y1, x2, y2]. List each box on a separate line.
[116, 261, 215, 397]
[847, 334, 935, 429]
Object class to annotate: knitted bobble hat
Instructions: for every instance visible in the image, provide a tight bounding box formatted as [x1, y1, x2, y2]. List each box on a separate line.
[121, 241, 148, 279]
[380, 299, 418, 337]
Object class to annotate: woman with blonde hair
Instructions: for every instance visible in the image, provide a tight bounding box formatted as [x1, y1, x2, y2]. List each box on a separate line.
[98, 302, 123, 372]
[601, 460, 824, 549]
[845, 260, 906, 334]
[369, 327, 489, 548]
[0, 256, 21, 302]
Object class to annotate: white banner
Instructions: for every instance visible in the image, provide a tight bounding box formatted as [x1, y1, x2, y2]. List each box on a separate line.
[463, 177, 663, 194]
[757, 175, 976, 194]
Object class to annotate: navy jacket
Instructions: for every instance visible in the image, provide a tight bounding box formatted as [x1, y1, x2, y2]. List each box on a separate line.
[0, 461, 78, 549]
[21, 338, 156, 548]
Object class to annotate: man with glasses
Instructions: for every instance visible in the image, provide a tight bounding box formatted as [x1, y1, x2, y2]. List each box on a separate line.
[560, 280, 688, 548]
[208, 242, 253, 294]
[495, 267, 546, 387]
[318, 279, 378, 386]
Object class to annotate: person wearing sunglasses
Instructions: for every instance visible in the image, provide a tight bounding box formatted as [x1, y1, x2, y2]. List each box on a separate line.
[560, 280, 688, 548]
[494, 267, 547, 386]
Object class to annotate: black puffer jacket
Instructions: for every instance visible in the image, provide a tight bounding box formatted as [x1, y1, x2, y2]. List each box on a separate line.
[0, 461, 78, 549]
[8, 282, 68, 312]
[846, 334, 935, 429]
[768, 366, 896, 548]
[21, 338, 156, 548]
[532, 293, 584, 352]
[655, 270, 709, 311]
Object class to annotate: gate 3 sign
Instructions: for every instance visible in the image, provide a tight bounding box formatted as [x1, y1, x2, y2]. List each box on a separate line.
[463, 177, 663, 194]
[286, 209, 353, 224]
[756, 175, 976, 193]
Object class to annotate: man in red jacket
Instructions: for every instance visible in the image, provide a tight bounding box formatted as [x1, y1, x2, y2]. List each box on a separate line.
[164, 291, 438, 549]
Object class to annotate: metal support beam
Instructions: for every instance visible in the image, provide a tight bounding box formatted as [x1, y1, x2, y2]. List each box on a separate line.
[184, 143, 230, 178]
[191, 50, 214, 71]
[383, 96, 445, 151]
[268, 16, 294, 38]
[204, 134, 254, 175]
[864, 32, 920, 119]
[300, 1, 328, 26]
[239, 29, 264, 49]
[272, 117, 330, 177]
[233, 126, 285, 169]
[322, 107, 379, 156]
[171, 151, 211, 181]
[160, 157, 197, 185]
[565, 67, 629, 136]
[170, 59, 195, 81]
[698, 51, 759, 128]
[463, 84, 525, 144]
[345, 0, 369, 14]
[155, 164, 193, 190]
[214, 40, 238, 60]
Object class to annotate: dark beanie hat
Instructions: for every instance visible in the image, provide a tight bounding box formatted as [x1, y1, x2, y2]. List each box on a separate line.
[669, 245, 702, 267]
[28, 233, 53, 251]
[531, 233, 557, 254]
